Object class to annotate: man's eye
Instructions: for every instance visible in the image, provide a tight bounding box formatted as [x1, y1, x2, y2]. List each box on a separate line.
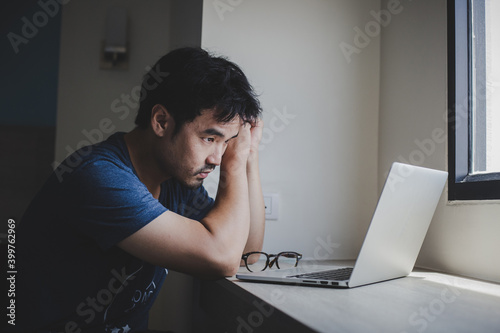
[204, 138, 215, 143]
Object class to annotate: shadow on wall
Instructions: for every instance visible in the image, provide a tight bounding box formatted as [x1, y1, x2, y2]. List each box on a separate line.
[1, 1, 61, 232]
[0, 126, 56, 233]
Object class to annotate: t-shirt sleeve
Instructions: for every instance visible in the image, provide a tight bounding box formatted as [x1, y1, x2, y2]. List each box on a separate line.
[62, 160, 167, 250]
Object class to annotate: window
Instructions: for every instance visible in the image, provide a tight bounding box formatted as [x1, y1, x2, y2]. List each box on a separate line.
[448, 0, 500, 200]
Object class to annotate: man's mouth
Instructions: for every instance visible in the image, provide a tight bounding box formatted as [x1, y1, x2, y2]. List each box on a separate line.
[197, 167, 214, 179]
[198, 172, 210, 179]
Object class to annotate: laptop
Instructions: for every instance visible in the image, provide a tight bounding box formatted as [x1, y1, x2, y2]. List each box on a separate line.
[236, 162, 448, 288]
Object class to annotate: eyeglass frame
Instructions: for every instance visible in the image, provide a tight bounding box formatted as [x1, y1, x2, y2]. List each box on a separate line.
[241, 251, 303, 272]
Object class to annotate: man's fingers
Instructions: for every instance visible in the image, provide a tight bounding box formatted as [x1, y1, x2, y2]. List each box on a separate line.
[251, 118, 263, 128]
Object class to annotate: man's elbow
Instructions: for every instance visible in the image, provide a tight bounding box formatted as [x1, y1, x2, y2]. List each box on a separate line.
[203, 250, 241, 278]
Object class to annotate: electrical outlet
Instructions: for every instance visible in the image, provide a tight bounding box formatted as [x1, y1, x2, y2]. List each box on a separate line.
[263, 193, 279, 220]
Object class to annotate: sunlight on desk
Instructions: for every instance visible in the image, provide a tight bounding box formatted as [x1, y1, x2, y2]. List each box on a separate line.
[409, 271, 500, 298]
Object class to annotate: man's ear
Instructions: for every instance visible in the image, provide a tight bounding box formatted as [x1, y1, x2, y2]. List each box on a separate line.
[150, 104, 174, 137]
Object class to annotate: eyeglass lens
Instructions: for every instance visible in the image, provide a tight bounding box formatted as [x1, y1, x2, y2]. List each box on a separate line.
[275, 252, 299, 269]
[245, 252, 268, 272]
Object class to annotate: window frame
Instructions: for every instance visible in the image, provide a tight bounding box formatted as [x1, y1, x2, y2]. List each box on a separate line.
[448, 0, 500, 201]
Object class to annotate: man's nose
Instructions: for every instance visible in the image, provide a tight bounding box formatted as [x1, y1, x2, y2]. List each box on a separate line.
[206, 146, 224, 166]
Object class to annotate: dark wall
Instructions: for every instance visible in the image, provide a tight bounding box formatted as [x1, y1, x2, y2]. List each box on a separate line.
[1, 0, 62, 232]
[1, 0, 61, 126]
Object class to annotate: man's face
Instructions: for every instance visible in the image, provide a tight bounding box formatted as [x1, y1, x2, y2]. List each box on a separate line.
[156, 109, 240, 189]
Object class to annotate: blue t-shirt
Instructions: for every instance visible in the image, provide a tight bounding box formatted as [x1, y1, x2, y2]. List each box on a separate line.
[13, 132, 214, 333]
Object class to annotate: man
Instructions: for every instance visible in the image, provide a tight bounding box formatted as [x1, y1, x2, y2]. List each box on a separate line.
[14, 47, 265, 333]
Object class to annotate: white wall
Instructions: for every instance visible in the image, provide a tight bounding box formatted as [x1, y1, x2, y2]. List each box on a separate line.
[378, 0, 500, 283]
[202, 0, 381, 260]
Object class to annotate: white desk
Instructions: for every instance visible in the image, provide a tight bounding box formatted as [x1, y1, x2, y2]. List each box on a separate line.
[198, 260, 500, 332]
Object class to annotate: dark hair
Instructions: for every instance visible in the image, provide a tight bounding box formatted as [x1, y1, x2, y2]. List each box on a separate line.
[135, 47, 262, 131]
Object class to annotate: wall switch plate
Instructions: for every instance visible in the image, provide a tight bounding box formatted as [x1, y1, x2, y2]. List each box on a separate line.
[263, 193, 279, 220]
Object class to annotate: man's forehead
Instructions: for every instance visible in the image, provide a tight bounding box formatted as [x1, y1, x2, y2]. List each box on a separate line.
[193, 109, 241, 134]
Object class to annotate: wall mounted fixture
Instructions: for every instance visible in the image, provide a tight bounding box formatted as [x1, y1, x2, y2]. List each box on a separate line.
[100, 7, 128, 69]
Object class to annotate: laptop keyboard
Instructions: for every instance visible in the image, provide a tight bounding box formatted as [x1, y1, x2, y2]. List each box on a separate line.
[288, 267, 353, 281]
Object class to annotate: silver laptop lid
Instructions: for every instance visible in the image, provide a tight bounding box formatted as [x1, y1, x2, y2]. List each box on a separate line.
[348, 162, 447, 287]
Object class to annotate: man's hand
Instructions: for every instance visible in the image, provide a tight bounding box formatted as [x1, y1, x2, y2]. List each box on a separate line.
[221, 122, 252, 173]
[249, 118, 263, 157]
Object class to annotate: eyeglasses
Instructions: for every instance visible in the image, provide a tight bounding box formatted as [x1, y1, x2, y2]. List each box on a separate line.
[241, 251, 303, 272]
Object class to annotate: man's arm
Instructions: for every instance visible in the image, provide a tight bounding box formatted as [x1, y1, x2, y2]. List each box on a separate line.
[243, 119, 265, 255]
[117, 124, 252, 279]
